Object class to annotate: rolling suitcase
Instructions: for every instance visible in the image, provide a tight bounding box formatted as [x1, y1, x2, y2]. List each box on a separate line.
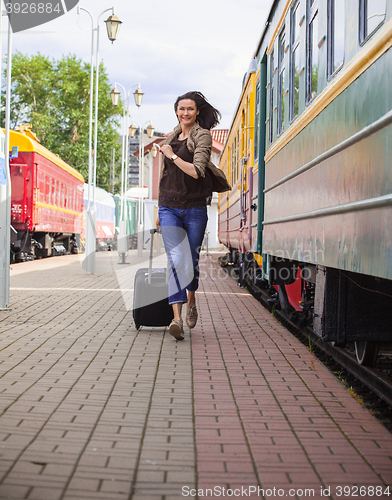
[133, 228, 174, 330]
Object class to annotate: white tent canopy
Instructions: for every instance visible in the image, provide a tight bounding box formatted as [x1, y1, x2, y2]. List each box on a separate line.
[125, 186, 148, 199]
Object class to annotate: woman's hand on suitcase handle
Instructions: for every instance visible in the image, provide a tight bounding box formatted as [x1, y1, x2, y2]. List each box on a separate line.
[156, 217, 161, 233]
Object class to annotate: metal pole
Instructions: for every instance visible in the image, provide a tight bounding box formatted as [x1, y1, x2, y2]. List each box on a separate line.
[141, 127, 145, 250]
[0, 9, 5, 310]
[110, 148, 115, 193]
[137, 123, 143, 257]
[0, 13, 12, 310]
[93, 21, 100, 211]
[115, 82, 126, 220]
[116, 83, 127, 262]
[124, 96, 130, 198]
[78, 6, 95, 275]
[79, 7, 112, 275]
[93, 8, 112, 203]
[115, 83, 139, 262]
[0, 19, 13, 309]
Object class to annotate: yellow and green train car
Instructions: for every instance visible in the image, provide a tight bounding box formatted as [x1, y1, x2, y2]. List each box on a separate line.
[218, 0, 392, 366]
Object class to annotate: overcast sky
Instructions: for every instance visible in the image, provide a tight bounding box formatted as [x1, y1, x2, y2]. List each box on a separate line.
[1, 0, 272, 133]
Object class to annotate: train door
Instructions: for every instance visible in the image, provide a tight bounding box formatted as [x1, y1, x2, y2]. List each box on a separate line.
[240, 96, 253, 253]
[239, 110, 246, 252]
[33, 162, 39, 226]
[248, 165, 253, 249]
[10, 163, 29, 230]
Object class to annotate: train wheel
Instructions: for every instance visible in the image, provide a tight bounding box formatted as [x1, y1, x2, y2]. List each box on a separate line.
[354, 341, 380, 367]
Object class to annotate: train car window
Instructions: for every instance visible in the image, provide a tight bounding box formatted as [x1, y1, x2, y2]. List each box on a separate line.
[290, 1, 300, 121]
[248, 96, 251, 153]
[359, 0, 386, 43]
[269, 50, 275, 144]
[277, 27, 286, 136]
[228, 146, 231, 186]
[232, 144, 235, 186]
[306, 0, 319, 103]
[327, 0, 345, 78]
[237, 131, 240, 183]
[254, 81, 260, 162]
[235, 131, 240, 182]
[242, 109, 246, 160]
[52, 179, 55, 205]
[231, 142, 234, 186]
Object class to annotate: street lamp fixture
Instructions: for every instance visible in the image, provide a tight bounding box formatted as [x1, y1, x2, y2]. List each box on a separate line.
[105, 14, 122, 43]
[133, 88, 144, 107]
[146, 123, 155, 138]
[129, 123, 138, 138]
[151, 143, 159, 158]
[110, 86, 121, 106]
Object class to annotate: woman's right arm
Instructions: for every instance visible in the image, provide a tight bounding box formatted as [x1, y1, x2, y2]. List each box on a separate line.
[160, 144, 199, 179]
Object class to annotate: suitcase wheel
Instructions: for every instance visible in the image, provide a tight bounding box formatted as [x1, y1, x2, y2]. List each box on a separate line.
[135, 324, 140, 331]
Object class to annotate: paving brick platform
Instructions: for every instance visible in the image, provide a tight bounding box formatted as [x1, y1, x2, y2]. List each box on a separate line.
[0, 251, 391, 500]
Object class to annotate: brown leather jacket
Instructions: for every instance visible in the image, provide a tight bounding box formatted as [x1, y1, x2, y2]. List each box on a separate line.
[159, 122, 231, 193]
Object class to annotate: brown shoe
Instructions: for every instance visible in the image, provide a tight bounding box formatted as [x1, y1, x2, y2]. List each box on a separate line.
[186, 304, 198, 329]
[169, 319, 184, 340]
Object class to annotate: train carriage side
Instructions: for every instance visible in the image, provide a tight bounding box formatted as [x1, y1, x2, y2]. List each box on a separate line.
[218, 65, 258, 259]
[83, 185, 116, 250]
[9, 127, 84, 261]
[254, 0, 392, 365]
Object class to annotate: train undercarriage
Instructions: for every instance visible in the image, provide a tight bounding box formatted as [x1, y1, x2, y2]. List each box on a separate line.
[10, 229, 78, 263]
[220, 250, 392, 367]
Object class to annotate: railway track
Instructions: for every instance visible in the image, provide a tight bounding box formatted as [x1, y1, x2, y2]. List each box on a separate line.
[223, 264, 392, 432]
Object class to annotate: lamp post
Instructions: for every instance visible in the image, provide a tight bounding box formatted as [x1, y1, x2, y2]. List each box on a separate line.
[129, 121, 155, 257]
[0, 12, 12, 310]
[77, 6, 122, 275]
[110, 83, 143, 263]
[149, 142, 160, 200]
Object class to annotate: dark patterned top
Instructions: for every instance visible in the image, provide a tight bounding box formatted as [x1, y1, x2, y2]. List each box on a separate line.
[158, 134, 213, 209]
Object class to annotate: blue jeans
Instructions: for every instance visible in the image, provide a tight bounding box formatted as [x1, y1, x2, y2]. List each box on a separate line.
[158, 206, 208, 305]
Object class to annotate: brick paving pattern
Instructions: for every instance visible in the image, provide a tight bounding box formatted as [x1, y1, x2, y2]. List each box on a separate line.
[0, 251, 391, 500]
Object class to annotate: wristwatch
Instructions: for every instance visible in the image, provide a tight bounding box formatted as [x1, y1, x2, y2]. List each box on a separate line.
[171, 154, 179, 161]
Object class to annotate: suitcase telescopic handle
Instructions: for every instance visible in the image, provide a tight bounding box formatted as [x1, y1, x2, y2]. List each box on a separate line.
[148, 228, 158, 284]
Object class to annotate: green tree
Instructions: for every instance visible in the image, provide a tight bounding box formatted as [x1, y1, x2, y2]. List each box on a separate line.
[2, 52, 123, 192]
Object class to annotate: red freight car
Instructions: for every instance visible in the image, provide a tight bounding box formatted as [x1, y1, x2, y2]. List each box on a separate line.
[9, 125, 84, 262]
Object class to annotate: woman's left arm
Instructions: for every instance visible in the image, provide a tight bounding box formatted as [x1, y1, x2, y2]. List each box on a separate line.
[192, 130, 212, 178]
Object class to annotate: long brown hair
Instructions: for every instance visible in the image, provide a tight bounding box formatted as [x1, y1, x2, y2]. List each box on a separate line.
[174, 91, 221, 130]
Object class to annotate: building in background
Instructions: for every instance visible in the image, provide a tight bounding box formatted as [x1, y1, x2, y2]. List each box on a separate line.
[119, 129, 164, 190]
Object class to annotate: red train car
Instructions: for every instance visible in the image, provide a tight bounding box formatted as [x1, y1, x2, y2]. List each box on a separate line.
[9, 125, 84, 262]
